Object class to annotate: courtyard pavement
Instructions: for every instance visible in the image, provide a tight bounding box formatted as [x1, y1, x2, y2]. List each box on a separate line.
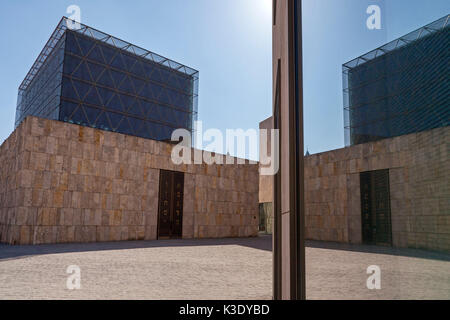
[0, 235, 449, 300]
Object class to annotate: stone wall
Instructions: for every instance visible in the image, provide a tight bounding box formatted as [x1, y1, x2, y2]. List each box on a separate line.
[306, 126, 449, 252]
[0, 116, 259, 245]
[0, 125, 22, 244]
[259, 117, 449, 252]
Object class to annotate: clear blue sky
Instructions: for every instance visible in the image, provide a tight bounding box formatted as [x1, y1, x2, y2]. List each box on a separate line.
[0, 0, 448, 157]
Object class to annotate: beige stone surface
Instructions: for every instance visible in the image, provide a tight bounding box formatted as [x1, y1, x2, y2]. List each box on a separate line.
[0, 236, 448, 300]
[0, 237, 272, 300]
[0, 116, 259, 245]
[303, 126, 449, 252]
[259, 121, 449, 252]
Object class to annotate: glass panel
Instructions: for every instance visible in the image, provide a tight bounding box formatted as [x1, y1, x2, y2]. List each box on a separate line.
[97, 69, 115, 88]
[86, 62, 105, 82]
[76, 34, 95, 56]
[72, 62, 92, 81]
[83, 105, 102, 126]
[59, 101, 78, 122]
[84, 87, 102, 106]
[96, 86, 114, 106]
[109, 69, 127, 89]
[130, 60, 146, 78]
[119, 94, 136, 113]
[127, 101, 144, 118]
[87, 45, 105, 64]
[64, 55, 82, 75]
[65, 31, 81, 55]
[121, 53, 136, 70]
[117, 117, 134, 135]
[94, 111, 112, 131]
[72, 79, 91, 100]
[106, 94, 124, 112]
[70, 105, 89, 126]
[118, 75, 134, 93]
[110, 53, 126, 71]
[61, 78, 78, 100]
[100, 45, 116, 64]
[107, 111, 123, 130]
[130, 117, 147, 137]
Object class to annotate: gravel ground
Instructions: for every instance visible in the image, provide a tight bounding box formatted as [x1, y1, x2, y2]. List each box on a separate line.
[0, 236, 448, 300]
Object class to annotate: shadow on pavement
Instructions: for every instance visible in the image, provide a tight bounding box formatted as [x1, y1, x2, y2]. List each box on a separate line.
[306, 240, 450, 262]
[0, 235, 273, 261]
[1, 235, 448, 262]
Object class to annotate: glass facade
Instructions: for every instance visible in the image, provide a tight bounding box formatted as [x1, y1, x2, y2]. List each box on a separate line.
[343, 15, 449, 146]
[16, 30, 66, 127]
[16, 17, 199, 142]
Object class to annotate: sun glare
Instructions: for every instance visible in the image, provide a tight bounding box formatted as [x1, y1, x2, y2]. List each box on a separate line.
[261, 0, 273, 16]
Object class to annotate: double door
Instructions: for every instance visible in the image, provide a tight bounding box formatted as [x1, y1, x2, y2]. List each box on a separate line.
[360, 169, 392, 246]
[158, 170, 184, 239]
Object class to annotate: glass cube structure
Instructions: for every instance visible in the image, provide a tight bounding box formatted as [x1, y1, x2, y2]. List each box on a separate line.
[16, 17, 199, 142]
[343, 15, 449, 146]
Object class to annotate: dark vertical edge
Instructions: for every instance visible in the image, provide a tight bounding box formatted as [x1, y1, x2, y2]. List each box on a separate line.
[156, 170, 161, 240]
[287, 0, 296, 299]
[273, 58, 282, 300]
[179, 172, 185, 239]
[296, 0, 306, 300]
[58, 31, 67, 122]
[292, 0, 306, 300]
[272, 0, 278, 299]
[386, 170, 393, 246]
[273, 0, 277, 25]
[360, 172, 367, 244]
[170, 171, 175, 238]
[370, 172, 376, 244]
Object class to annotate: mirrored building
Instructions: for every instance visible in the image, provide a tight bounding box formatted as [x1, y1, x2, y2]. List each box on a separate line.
[16, 17, 199, 142]
[343, 14, 449, 146]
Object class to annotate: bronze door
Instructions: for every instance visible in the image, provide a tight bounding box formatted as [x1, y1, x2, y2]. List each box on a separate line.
[158, 170, 184, 239]
[360, 170, 392, 246]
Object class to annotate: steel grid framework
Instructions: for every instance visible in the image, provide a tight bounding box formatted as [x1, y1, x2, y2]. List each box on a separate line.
[16, 17, 199, 142]
[343, 14, 449, 146]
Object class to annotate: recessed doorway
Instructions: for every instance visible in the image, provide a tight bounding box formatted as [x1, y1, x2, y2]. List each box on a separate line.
[158, 170, 184, 239]
[360, 169, 393, 246]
